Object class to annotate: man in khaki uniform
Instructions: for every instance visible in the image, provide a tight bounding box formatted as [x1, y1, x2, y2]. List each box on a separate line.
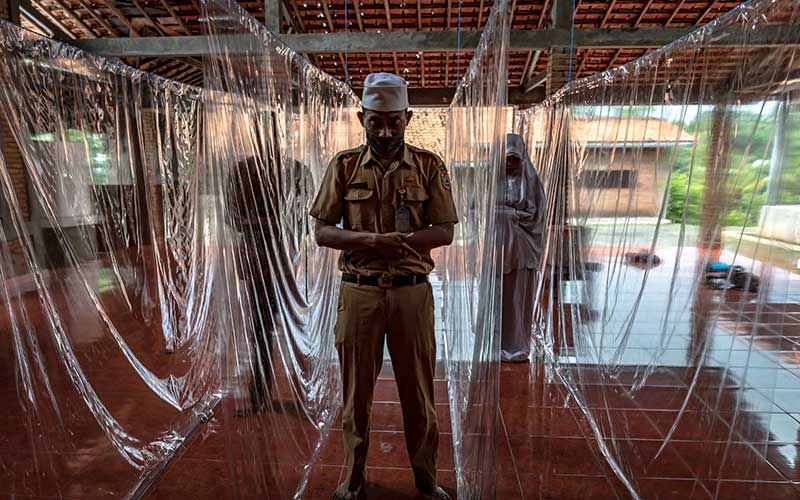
[310, 73, 457, 500]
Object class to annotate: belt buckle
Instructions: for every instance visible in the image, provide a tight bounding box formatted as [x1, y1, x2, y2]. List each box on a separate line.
[378, 276, 393, 288]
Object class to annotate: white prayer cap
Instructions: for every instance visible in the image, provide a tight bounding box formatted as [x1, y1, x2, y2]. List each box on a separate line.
[362, 72, 409, 112]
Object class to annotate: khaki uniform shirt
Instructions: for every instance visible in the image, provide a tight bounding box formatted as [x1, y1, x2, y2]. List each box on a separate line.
[310, 144, 458, 277]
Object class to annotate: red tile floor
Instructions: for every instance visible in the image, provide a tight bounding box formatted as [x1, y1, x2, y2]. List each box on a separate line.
[2, 245, 800, 499]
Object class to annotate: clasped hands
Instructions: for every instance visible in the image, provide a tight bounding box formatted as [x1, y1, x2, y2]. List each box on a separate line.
[371, 232, 421, 260]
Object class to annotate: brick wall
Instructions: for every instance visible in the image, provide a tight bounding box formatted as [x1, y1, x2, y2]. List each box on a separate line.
[0, 2, 31, 221]
[0, 115, 30, 220]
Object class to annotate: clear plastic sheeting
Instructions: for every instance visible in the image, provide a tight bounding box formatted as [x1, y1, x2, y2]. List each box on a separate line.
[514, 0, 800, 497]
[200, 0, 360, 497]
[0, 18, 216, 498]
[0, 0, 360, 496]
[441, 0, 509, 497]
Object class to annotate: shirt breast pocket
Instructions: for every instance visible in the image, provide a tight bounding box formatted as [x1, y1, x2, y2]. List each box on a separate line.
[402, 186, 429, 229]
[344, 188, 375, 230]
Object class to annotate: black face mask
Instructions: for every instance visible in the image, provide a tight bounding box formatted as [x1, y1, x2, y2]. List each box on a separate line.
[366, 132, 405, 160]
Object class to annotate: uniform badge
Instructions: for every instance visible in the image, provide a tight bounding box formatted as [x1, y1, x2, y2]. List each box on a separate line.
[404, 175, 416, 185]
[440, 170, 452, 190]
[395, 186, 410, 233]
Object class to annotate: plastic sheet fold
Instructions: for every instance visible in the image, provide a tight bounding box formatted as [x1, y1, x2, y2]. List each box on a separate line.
[514, 0, 800, 497]
[198, 1, 361, 497]
[0, 0, 360, 495]
[0, 18, 217, 497]
[441, 0, 509, 497]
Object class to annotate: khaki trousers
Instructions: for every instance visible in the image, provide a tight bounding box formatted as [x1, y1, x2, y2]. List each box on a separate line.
[335, 280, 439, 492]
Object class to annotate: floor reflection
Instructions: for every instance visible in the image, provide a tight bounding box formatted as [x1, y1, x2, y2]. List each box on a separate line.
[2, 238, 799, 498]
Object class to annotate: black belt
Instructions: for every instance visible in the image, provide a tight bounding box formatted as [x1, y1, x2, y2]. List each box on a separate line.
[342, 273, 428, 288]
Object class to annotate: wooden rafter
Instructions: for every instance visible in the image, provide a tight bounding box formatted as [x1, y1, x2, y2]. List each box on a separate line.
[600, 0, 618, 28]
[520, 48, 541, 85]
[29, 0, 77, 37]
[537, 0, 550, 29]
[382, 0, 392, 30]
[633, 0, 656, 27]
[73, 0, 119, 36]
[517, 0, 551, 85]
[157, 0, 191, 35]
[477, 0, 484, 28]
[150, 59, 184, 74]
[575, 48, 589, 76]
[168, 67, 201, 83]
[100, 0, 139, 36]
[287, 0, 307, 32]
[666, 0, 688, 25]
[417, 0, 422, 30]
[696, 1, 718, 25]
[139, 57, 163, 71]
[351, 0, 373, 74]
[162, 63, 197, 80]
[47, 0, 97, 37]
[185, 73, 204, 86]
[132, 0, 168, 36]
[608, 47, 623, 67]
[320, 1, 347, 78]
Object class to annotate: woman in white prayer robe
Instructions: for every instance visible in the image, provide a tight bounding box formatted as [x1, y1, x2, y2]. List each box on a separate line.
[499, 133, 546, 363]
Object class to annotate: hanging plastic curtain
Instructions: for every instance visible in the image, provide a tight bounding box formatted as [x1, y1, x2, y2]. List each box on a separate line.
[513, 0, 800, 497]
[200, 0, 361, 497]
[0, 18, 220, 498]
[441, 0, 509, 497]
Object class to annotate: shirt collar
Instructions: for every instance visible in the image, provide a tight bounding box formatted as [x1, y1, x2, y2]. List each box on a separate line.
[359, 144, 415, 169]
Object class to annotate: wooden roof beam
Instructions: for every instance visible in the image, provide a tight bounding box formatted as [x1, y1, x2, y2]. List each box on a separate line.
[74, 26, 800, 57]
